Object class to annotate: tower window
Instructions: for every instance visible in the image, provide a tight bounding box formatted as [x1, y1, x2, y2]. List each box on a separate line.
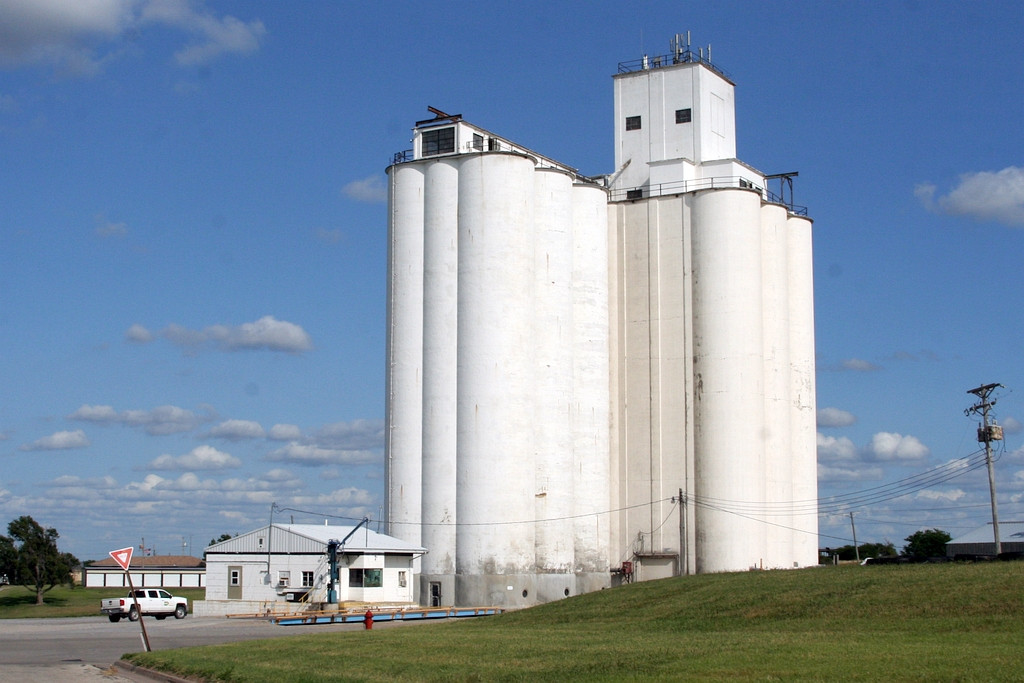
[625, 116, 642, 131]
[422, 127, 455, 156]
[675, 108, 692, 124]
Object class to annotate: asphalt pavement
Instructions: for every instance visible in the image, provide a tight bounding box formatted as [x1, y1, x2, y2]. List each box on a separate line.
[0, 615, 372, 682]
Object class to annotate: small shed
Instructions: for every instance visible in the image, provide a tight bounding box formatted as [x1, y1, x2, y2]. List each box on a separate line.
[197, 523, 424, 616]
[946, 521, 1024, 557]
[83, 555, 205, 588]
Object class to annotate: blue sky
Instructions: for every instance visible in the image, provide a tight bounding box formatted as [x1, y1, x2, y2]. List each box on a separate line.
[2, 0, 1023, 563]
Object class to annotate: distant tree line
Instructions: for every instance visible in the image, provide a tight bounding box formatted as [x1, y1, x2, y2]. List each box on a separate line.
[0, 515, 79, 605]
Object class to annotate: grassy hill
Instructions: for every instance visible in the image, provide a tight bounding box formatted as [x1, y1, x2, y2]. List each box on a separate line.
[124, 561, 1023, 681]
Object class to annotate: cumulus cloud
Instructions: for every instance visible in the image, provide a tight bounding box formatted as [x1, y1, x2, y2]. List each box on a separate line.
[341, 175, 387, 203]
[151, 316, 312, 354]
[268, 423, 303, 441]
[69, 403, 212, 435]
[868, 432, 929, 461]
[818, 463, 883, 482]
[916, 167, 1024, 227]
[0, 0, 264, 75]
[817, 433, 858, 461]
[915, 488, 965, 502]
[206, 419, 265, 441]
[1001, 417, 1021, 435]
[20, 429, 90, 451]
[125, 323, 153, 343]
[147, 444, 241, 471]
[841, 358, 880, 372]
[264, 443, 379, 467]
[817, 407, 856, 428]
[314, 419, 385, 450]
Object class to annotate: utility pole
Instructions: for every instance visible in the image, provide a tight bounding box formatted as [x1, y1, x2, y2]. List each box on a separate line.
[849, 512, 859, 562]
[966, 383, 1004, 556]
[674, 489, 688, 576]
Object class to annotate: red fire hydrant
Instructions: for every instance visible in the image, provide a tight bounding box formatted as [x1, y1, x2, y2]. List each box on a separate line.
[363, 609, 374, 630]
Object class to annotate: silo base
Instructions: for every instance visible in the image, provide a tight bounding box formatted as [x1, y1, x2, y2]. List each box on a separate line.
[455, 574, 537, 608]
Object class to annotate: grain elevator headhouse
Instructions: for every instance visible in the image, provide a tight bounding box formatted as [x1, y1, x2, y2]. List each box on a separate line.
[385, 34, 817, 608]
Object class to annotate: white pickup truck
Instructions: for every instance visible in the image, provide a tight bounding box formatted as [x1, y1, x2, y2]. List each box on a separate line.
[101, 589, 188, 622]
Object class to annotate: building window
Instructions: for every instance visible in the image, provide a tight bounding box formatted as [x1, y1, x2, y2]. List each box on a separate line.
[422, 127, 455, 156]
[277, 571, 290, 587]
[230, 570, 240, 586]
[302, 571, 314, 588]
[675, 108, 692, 124]
[398, 571, 407, 588]
[348, 568, 383, 588]
[472, 133, 483, 151]
[625, 116, 642, 131]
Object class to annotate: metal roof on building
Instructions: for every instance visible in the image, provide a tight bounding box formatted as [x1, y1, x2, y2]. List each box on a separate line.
[205, 523, 426, 555]
[948, 521, 1024, 545]
[89, 555, 204, 569]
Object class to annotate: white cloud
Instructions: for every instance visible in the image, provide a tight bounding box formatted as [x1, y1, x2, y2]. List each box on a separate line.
[125, 323, 153, 343]
[0, 0, 264, 75]
[868, 432, 929, 461]
[158, 316, 312, 353]
[69, 403, 211, 435]
[206, 419, 265, 441]
[817, 433, 858, 461]
[341, 175, 387, 203]
[841, 358, 880, 372]
[147, 444, 241, 471]
[918, 167, 1024, 227]
[265, 442, 379, 467]
[818, 464, 883, 482]
[20, 429, 90, 451]
[314, 419, 385, 450]
[268, 423, 302, 441]
[914, 488, 965, 502]
[1001, 417, 1021, 435]
[817, 407, 856, 428]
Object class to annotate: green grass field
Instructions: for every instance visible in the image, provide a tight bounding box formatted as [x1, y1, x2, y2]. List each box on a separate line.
[120, 562, 1024, 682]
[0, 585, 206, 619]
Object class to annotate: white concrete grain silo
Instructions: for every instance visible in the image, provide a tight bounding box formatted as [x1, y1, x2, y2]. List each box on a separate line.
[385, 112, 610, 607]
[386, 36, 818, 607]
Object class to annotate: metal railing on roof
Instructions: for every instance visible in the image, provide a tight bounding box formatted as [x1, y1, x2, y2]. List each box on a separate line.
[617, 49, 732, 82]
[610, 175, 808, 216]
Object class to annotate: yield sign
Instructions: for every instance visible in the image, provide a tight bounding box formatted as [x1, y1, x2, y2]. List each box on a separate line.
[109, 546, 133, 571]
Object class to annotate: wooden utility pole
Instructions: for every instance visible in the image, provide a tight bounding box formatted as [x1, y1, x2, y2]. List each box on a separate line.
[966, 383, 1004, 556]
[849, 512, 859, 562]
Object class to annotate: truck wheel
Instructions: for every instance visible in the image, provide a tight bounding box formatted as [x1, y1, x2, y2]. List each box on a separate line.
[174, 604, 187, 619]
[108, 615, 121, 623]
[128, 606, 139, 622]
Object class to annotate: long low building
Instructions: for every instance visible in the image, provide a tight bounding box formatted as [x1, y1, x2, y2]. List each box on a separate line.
[83, 555, 205, 588]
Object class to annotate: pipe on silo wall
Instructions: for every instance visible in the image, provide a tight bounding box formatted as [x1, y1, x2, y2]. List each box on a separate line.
[787, 214, 818, 567]
[385, 163, 425, 548]
[760, 203, 793, 568]
[420, 159, 461, 597]
[532, 169, 576, 602]
[691, 188, 765, 573]
[571, 182, 611, 594]
[455, 153, 537, 607]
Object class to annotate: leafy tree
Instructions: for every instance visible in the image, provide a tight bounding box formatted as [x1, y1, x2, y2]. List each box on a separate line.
[0, 534, 17, 581]
[6, 516, 79, 605]
[208, 533, 232, 546]
[903, 528, 951, 558]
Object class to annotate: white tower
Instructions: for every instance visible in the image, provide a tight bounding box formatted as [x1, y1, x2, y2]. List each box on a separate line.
[608, 35, 817, 576]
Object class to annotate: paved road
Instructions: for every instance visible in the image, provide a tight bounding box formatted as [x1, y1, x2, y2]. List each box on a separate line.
[0, 615, 371, 681]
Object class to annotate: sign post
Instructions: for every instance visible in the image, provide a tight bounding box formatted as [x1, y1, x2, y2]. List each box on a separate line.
[109, 547, 151, 652]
